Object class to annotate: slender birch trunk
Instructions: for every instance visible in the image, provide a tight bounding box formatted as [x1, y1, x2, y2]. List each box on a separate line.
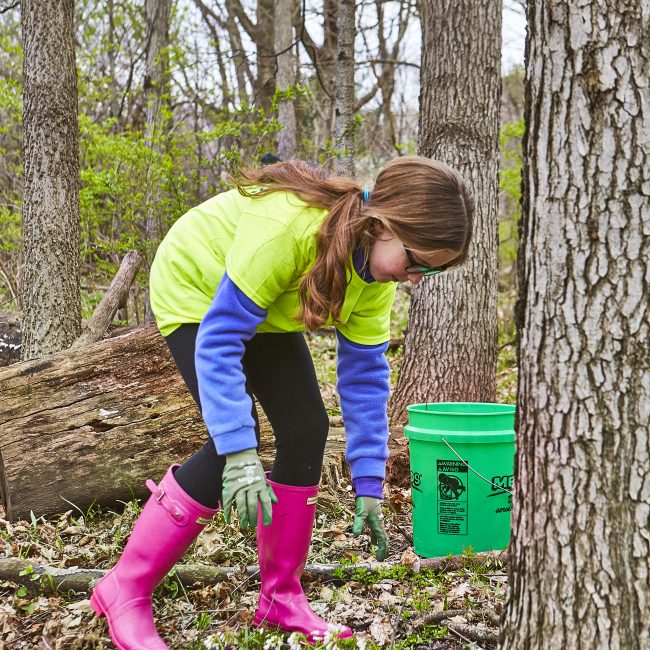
[333, 0, 356, 177]
[275, 0, 297, 159]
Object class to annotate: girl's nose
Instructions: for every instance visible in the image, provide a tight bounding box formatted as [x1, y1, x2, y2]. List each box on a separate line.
[407, 273, 424, 285]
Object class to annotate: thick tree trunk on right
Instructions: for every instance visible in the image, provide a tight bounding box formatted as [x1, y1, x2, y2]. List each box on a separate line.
[500, 2, 650, 648]
[21, 0, 81, 360]
[389, 1, 501, 422]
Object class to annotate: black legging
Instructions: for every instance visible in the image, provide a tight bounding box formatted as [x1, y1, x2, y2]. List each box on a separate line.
[165, 324, 329, 508]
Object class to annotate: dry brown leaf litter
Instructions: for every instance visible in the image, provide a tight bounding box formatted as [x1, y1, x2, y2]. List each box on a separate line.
[1, 314, 515, 648]
[0, 482, 506, 649]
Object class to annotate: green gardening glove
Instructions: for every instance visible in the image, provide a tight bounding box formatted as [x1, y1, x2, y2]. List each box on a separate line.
[222, 449, 277, 529]
[352, 496, 389, 561]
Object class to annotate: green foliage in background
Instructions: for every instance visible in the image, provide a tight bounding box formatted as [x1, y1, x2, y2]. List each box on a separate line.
[499, 119, 524, 269]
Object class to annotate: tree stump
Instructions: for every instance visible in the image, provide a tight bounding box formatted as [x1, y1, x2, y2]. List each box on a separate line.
[0, 325, 347, 521]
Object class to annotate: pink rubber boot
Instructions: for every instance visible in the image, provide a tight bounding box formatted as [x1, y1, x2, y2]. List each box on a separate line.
[90, 465, 219, 650]
[253, 479, 353, 643]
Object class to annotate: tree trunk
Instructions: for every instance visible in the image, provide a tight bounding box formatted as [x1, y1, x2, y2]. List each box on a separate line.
[389, 1, 501, 422]
[274, 0, 297, 159]
[144, 0, 172, 129]
[0, 326, 348, 521]
[254, 0, 275, 112]
[296, 0, 338, 158]
[224, 0, 252, 104]
[21, 0, 81, 360]
[500, 2, 650, 649]
[332, 0, 355, 177]
[143, 0, 172, 324]
[374, 0, 414, 156]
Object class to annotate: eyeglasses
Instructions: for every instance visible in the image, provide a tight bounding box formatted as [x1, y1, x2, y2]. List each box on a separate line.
[404, 246, 446, 277]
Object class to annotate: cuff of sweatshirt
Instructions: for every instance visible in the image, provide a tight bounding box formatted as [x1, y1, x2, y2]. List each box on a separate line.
[348, 457, 387, 483]
[353, 477, 384, 499]
[211, 426, 258, 456]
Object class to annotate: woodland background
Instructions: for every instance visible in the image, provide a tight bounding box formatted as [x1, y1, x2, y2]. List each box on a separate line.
[0, 0, 524, 328]
[0, 1, 648, 649]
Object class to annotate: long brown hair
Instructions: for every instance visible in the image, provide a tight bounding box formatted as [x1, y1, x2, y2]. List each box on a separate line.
[235, 156, 474, 330]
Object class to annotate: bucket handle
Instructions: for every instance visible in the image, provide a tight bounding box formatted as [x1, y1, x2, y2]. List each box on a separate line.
[441, 437, 513, 494]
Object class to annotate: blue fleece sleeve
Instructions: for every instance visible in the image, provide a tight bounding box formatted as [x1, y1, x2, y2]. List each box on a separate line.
[195, 273, 267, 455]
[336, 330, 390, 499]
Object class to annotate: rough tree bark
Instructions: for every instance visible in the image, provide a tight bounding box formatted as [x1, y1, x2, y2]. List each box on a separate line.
[500, 2, 650, 649]
[275, 0, 297, 159]
[389, 1, 501, 422]
[20, 0, 81, 360]
[332, 0, 355, 177]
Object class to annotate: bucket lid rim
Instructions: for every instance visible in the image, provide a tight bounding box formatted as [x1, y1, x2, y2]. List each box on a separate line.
[407, 402, 516, 416]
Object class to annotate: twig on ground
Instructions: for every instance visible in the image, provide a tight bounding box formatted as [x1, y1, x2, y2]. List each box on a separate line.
[409, 608, 468, 630]
[448, 621, 498, 646]
[447, 623, 485, 648]
[391, 519, 414, 545]
[389, 589, 408, 650]
[410, 607, 501, 633]
[419, 549, 508, 572]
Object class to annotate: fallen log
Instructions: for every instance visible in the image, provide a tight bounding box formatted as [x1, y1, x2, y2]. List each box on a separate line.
[0, 550, 507, 595]
[0, 325, 347, 521]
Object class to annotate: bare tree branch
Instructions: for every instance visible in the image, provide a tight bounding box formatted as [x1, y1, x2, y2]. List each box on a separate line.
[0, 1, 19, 14]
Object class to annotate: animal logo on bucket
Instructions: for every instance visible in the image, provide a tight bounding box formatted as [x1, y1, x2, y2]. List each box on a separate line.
[438, 472, 466, 501]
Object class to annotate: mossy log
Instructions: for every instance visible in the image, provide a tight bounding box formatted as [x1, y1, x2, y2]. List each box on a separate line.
[0, 325, 347, 521]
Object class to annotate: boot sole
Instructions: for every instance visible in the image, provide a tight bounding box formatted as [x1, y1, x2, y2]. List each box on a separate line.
[90, 591, 129, 650]
[253, 615, 353, 642]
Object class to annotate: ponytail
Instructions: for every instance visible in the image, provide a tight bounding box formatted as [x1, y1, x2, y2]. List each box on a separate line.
[235, 160, 373, 330]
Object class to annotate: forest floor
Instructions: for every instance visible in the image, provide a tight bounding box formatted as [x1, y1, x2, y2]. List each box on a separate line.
[0, 290, 518, 650]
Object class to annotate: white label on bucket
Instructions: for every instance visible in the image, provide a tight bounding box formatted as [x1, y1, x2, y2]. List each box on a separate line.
[437, 460, 468, 535]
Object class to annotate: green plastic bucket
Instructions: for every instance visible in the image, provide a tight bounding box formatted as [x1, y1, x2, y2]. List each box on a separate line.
[404, 402, 515, 558]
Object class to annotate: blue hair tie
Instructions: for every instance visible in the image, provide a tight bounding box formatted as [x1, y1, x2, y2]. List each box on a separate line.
[363, 187, 370, 201]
